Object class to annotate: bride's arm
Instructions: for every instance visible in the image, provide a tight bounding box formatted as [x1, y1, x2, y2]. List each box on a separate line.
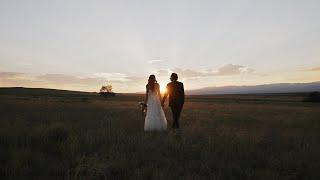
[145, 85, 148, 104]
[156, 84, 161, 102]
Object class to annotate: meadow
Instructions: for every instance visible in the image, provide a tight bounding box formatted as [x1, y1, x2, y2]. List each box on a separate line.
[0, 88, 319, 179]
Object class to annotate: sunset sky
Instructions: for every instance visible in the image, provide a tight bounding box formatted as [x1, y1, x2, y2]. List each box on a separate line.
[1, 0, 320, 93]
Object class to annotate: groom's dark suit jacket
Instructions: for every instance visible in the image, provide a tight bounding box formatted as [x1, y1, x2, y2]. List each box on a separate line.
[164, 81, 185, 107]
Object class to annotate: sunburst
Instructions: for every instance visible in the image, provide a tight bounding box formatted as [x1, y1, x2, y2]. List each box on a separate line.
[159, 82, 167, 94]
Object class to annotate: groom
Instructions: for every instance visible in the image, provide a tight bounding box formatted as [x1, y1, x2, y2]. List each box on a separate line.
[162, 73, 185, 129]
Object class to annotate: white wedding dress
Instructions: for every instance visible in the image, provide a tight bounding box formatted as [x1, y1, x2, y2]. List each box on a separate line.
[144, 90, 167, 131]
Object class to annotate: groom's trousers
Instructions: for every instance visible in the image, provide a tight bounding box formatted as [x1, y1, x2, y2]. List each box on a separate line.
[170, 106, 183, 129]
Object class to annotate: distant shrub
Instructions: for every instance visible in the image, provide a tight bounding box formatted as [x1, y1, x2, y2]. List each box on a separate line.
[304, 92, 320, 102]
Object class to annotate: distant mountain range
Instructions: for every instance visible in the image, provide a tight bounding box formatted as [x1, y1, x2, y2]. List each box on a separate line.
[186, 82, 320, 95]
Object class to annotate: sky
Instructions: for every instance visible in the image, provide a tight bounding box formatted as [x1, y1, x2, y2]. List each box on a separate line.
[0, 0, 320, 93]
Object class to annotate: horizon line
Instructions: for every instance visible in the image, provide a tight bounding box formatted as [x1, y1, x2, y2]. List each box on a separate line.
[1, 81, 319, 94]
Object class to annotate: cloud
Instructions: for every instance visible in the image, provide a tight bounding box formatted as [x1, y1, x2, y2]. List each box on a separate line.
[36, 74, 106, 85]
[171, 68, 207, 78]
[148, 60, 166, 65]
[0, 64, 261, 92]
[148, 59, 168, 69]
[308, 67, 320, 71]
[156, 69, 170, 76]
[0, 72, 25, 79]
[93, 72, 128, 82]
[0, 71, 151, 92]
[216, 64, 250, 75]
[0, 71, 107, 91]
[0, 72, 41, 87]
[0, 72, 147, 86]
[161, 64, 257, 79]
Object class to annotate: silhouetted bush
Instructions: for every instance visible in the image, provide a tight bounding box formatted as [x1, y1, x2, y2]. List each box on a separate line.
[99, 92, 116, 97]
[99, 84, 116, 98]
[304, 92, 320, 102]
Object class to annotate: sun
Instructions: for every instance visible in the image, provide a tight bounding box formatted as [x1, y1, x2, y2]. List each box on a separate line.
[159, 82, 167, 94]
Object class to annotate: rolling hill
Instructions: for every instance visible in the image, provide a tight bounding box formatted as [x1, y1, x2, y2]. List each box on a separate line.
[186, 82, 320, 95]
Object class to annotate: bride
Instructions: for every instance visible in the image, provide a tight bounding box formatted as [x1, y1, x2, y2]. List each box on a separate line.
[144, 75, 167, 131]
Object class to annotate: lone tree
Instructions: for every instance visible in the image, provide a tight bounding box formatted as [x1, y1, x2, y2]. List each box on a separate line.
[99, 84, 115, 97]
[100, 85, 113, 93]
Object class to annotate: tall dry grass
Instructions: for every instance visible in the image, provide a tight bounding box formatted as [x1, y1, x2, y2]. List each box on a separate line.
[0, 93, 319, 179]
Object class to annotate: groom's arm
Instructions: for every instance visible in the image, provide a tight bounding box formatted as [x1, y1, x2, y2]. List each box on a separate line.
[181, 83, 185, 105]
[161, 92, 168, 106]
[161, 84, 169, 106]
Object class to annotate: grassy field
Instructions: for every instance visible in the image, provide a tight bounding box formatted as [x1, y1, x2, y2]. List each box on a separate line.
[0, 88, 319, 179]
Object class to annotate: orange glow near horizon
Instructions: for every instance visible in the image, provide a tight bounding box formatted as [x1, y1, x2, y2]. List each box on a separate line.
[159, 82, 167, 94]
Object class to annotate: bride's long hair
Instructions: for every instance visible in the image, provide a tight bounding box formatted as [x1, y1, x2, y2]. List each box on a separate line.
[147, 75, 157, 91]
